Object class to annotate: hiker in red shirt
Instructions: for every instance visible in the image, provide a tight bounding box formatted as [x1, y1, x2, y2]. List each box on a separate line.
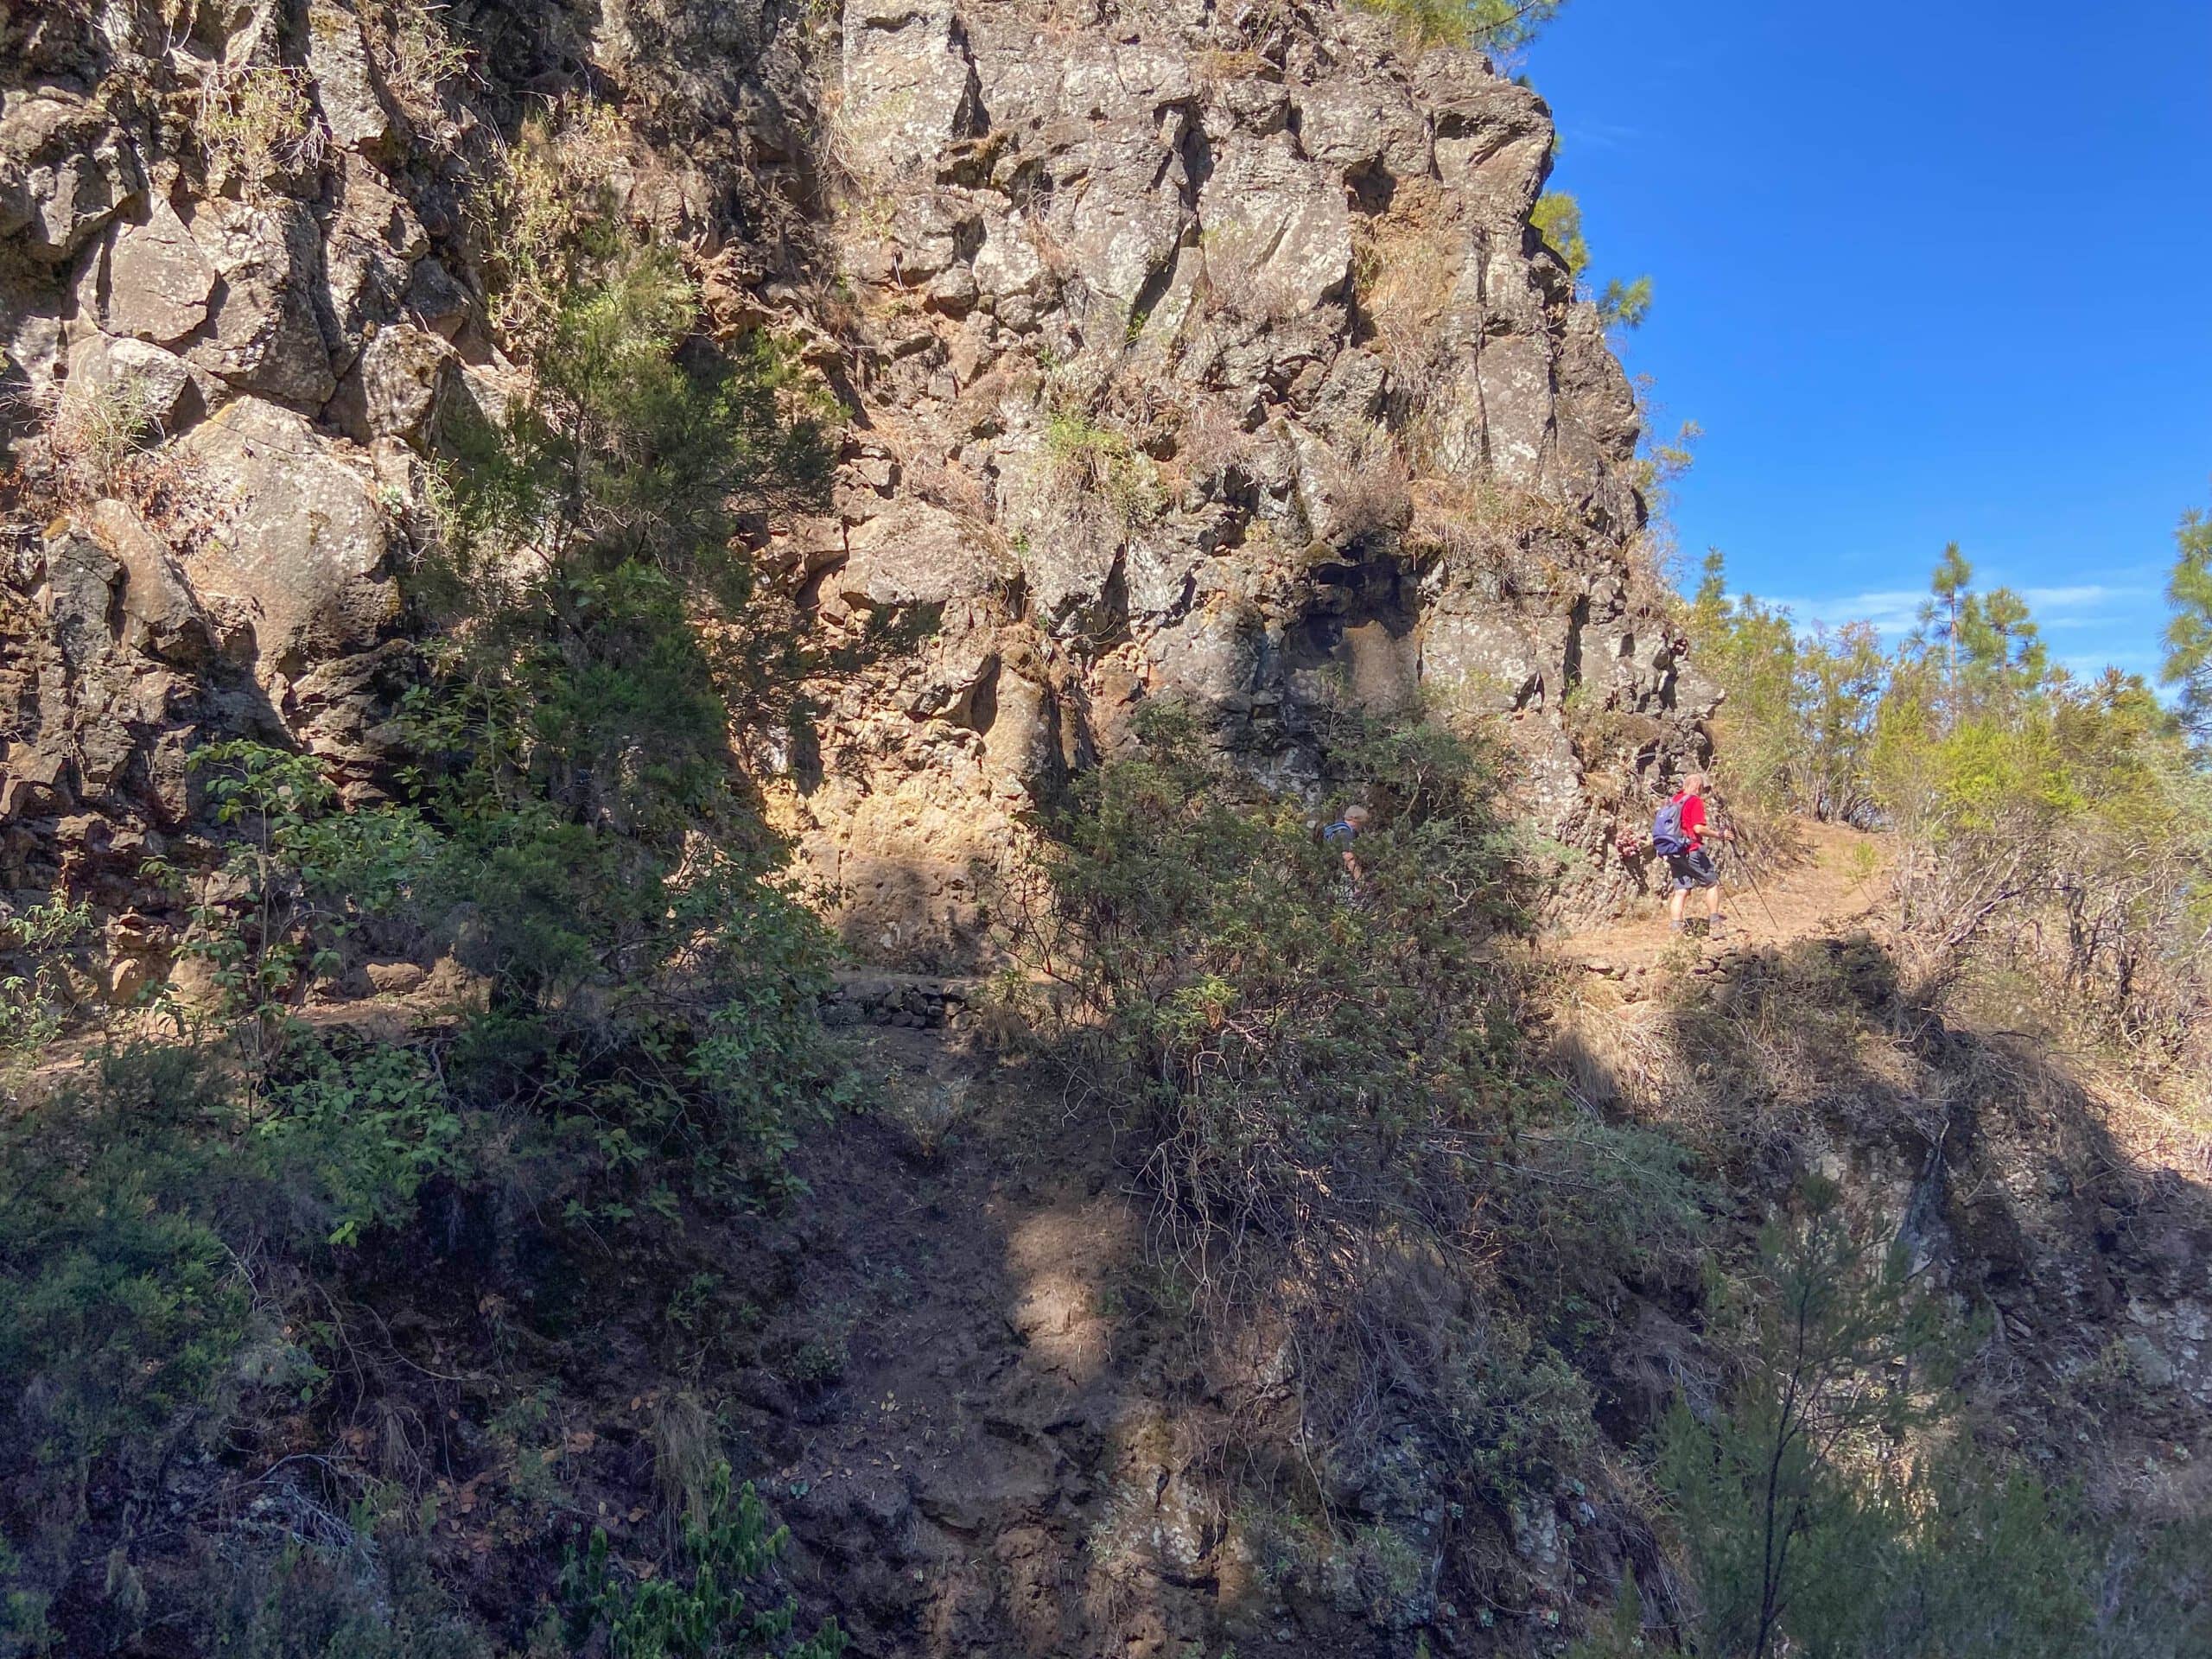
[1654, 772, 1734, 937]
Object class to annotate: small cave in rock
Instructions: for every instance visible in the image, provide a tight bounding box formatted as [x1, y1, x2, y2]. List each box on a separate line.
[1281, 551, 1422, 714]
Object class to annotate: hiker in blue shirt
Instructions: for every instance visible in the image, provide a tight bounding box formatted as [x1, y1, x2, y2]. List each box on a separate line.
[1324, 804, 1370, 894]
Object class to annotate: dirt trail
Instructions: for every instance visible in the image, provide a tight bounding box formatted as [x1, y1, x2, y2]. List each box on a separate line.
[1547, 817, 1891, 977]
[740, 1024, 1262, 1658]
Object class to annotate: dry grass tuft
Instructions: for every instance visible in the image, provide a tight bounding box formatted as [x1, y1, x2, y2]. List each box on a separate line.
[197, 63, 327, 195]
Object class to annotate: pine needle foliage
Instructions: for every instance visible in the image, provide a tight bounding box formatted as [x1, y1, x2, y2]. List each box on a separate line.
[1357, 0, 1570, 53]
[2162, 502, 2212, 745]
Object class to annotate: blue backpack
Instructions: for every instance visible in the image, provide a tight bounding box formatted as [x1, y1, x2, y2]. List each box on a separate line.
[1651, 796, 1692, 856]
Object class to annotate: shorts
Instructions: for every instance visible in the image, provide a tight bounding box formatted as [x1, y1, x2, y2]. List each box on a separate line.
[1667, 848, 1719, 891]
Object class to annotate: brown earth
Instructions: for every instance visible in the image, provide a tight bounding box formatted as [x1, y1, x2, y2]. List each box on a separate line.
[1547, 817, 1891, 980]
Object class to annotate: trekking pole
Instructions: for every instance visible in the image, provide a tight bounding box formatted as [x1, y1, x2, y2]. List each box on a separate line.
[1711, 788, 1783, 933]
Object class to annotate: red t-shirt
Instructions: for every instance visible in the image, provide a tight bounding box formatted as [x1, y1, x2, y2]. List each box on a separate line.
[1673, 791, 1708, 850]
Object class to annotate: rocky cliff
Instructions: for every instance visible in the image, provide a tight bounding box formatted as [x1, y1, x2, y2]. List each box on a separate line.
[7, 10, 2210, 1659]
[0, 0, 1706, 971]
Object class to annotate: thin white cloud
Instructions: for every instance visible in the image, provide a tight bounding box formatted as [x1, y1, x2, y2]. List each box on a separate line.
[1747, 582, 2153, 640]
[2021, 583, 2141, 608]
[1560, 120, 1645, 152]
[1756, 589, 1928, 638]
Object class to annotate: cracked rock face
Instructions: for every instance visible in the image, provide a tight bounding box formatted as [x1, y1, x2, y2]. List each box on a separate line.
[0, 0, 424, 910]
[793, 0, 1705, 957]
[0, 0, 1701, 952]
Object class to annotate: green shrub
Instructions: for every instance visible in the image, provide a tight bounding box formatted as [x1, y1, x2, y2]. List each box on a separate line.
[260, 1036, 467, 1247]
[0, 896, 99, 1058]
[188, 1529, 486, 1659]
[1353, 0, 1569, 52]
[0, 1048, 266, 1592]
[1006, 700, 1708, 1594]
[1014, 703, 1532, 1270]
[560, 1462, 846, 1658]
[154, 741, 434, 1046]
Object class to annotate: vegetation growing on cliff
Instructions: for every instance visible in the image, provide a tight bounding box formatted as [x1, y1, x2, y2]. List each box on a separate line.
[1361, 0, 1570, 52]
[3, 2, 2209, 1655]
[0, 226, 852, 1652]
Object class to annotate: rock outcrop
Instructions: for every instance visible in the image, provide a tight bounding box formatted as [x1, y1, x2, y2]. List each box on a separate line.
[786, 0, 1707, 957]
[1, 0, 1704, 961]
[4, 9, 2206, 1659]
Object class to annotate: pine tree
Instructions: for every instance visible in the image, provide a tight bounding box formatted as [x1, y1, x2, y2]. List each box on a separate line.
[1927, 543, 1974, 729]
[2162, 504, 2212, 746]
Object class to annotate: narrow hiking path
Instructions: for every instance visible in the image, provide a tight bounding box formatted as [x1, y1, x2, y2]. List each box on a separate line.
[1546, 817, 1893, 979]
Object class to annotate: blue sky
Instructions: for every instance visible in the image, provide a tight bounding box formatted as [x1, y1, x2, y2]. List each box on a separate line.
[1522, 1, 2212, 682]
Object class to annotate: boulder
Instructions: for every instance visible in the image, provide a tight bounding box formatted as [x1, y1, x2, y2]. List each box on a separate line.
[87, 499, 214, 666]
[357, 322, 454, 446]
[178, 397, 399, 671]
[101, 197, 219, 345]
[1053, 118, 1193, 323]
[44, 526, 121, 671]
[404, 257, 472, 340]
[1477, 334, 1556, 488]
[836, 500, 1011, 610]
[969, 211, 1045, 302]
[1420, 601, 1545, 715]
[0, 89, 141, 263]
[185, 199, 338, 407]
[63, 334, 200, 432]
[1293, 68, 1431, 184]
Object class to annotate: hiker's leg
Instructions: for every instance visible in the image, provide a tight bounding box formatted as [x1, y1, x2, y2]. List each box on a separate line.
[1704, 883, 1723, 921]
[1668, 886, 1687, 926]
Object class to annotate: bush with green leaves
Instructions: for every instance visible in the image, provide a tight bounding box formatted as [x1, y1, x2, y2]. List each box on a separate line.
[151, 741, 433, 1056]
[0, 1038, 472, 1630]
[2163, 501, 2212, 746]
[0, 1048, 261, 1567]
[1003, 701, 1707, 1575]
[187, 1530, 486, 1659]
[1355, 0, 1570, 53]
[1655, 1183, 1961, 1659]
[1608, 1179, 2212, 1659]
[559, 1463, 846, 1659]
[1012, 703, 1538, 1273]
[0, 895, 99, 1058]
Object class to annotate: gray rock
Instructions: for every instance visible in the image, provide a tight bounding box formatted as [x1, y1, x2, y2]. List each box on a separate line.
[321, 154, 427, 367]
[357, 322, 454, 446]
[45, 525, 122, 670]
[63, 334, 200, 432]
[836, 500, 1012, 610]
[178, 397, 399, 671]
[1477, 334, 1555, 488]
[1198, 133, 1353, 321]
[0, 89, 142, 263]
[101, 198, 219, 345]
[404, 257, 472, 340]
[87, 499, 214, 666]
[305, 0, 391, 152]
[1293, 73, 1429, 182]
[1, 308, 66, 404]
[185, 199, 338, 407]
[838, 0, 981, 184]
[1055, 118, 1194, 323]
[1421, 600, 1544, 715]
